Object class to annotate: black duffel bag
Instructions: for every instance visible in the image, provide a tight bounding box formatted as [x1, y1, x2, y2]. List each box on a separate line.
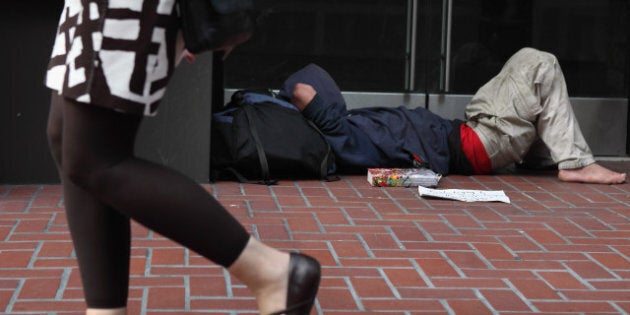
[211, 90, 337, 185]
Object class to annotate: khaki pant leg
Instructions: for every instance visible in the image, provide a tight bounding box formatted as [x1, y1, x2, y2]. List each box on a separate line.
[465, 47, 595, 171]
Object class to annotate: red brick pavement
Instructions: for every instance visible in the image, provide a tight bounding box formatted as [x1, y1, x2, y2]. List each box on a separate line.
[1, 169, 629, 314]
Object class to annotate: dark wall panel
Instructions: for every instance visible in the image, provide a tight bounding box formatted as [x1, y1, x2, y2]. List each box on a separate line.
[0, 2, 63, 183]
[0, 2, 213, 184]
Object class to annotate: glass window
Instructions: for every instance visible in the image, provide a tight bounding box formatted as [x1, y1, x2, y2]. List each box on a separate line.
[224, 0, 629, 99]
[224, 0, 409, 92]
[446, 0, 628, 97]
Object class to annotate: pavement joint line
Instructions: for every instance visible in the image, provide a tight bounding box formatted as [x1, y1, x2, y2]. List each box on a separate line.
[244, 200, 254, 218]
[462, 208, 488, 229]
[184, 275, 191, 311]
[564, 217, 597, 238]
[470, 176, 493, 191]
[343, 276, 365, 311]
[312, 211, 327, 234]
[144, 248, 153, 277]
[413, 188, 436, 209]
[560, 261, 596, 290]
[488, 205, 512, 223]
[586, 211, 619, 231]
[439, 214, 463, 236]
[293, 181, 312, 207]
[250, 224, 261, 240]
[268, 186, 282, 212]
[414, 221, 435, 242]
[410, 258, 435, 288]
[282, 217, 294, 241]
[583, 252, 623, 280]
[5, 278, 24, 314]
[44, 212, 58, 234]
[517, 229, 548, 252]
[610, 301, 629, 315]
[339, 207, 356, 226]
[439, 298, 456, 315]
[55, 267, 72, 300]
[495, 175, 522, 193]
[548, 191, 579, 208]
[356, 233, 375, 259]
[4, 219, 18, 243]
[343, 176, 363, 199]
[384, 226, 406, 250]
[26, 241, 43, 269]
[470, 245, 496, 270]
[313, 298, 323, 315]
[326, 241, 341, 266]
[184, 247, 191, 266]
[541, 222, 573, 244]
[378, 268, 402, 299]
[321, 181, 339, 203]
[440, 251, 467, 278]
[503, 278, 540, 312]
[609, 246, 630, 262]
[531, 270, 570, 301]
[140, 287, 148, 315]
[56, 194, 64, 208]
[238, 183, 247, 196]
[222, 268, 234, 298]
[366, 203, 384, 221]
[24, 185, 43, 213]
[473, 288, 497, 314]
[494, 236, 523, 260]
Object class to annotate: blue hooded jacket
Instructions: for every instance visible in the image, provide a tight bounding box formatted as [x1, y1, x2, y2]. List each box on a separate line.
[280, 64, 454, 175]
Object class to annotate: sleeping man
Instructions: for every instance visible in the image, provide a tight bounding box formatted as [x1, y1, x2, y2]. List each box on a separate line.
[279, 47, 626, 184]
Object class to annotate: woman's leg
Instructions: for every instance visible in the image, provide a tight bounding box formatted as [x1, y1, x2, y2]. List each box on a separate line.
[60, 97, 250, 266]
[47, 94, 131, 311]
[57, 95, 312, 313]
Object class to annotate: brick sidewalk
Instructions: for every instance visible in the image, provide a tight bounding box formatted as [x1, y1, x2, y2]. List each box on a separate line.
[1, 171, 629, 314]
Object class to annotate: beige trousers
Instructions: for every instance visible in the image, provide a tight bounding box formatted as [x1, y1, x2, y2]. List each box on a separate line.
[465, 47, 595, 171]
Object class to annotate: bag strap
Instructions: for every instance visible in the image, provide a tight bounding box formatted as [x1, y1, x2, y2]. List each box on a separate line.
[306, 120, 340, 182]
[221, 167, 278, 185]
[242, 104, 276, 184]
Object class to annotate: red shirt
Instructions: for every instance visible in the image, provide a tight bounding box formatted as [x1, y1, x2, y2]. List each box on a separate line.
[460, 124, 492, 175]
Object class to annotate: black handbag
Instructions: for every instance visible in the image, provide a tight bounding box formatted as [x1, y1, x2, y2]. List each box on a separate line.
[179, 0, 256, 54]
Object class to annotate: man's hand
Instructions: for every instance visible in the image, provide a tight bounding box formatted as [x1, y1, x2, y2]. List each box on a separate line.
[291, 83, 317, 111]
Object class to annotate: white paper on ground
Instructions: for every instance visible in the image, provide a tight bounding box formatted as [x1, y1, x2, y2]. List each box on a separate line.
[418, 186, 511, 203]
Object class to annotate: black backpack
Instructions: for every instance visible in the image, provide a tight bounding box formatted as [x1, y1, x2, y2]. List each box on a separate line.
[210, 90, 337, 184]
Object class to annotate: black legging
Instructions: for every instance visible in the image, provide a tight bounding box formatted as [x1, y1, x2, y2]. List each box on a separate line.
[47, 94, 250, 308]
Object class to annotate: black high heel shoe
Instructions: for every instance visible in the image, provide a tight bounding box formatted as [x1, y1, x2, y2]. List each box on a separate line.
[268, 253, 321, 315]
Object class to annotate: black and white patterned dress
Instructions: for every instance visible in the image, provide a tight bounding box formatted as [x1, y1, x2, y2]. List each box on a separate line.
[46, 0, 180, 116]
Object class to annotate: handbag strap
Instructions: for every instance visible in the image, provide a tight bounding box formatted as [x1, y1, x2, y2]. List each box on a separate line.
[242, 104, 275, 184]
[220, 167, 278, 185]
[306, 120, 340, 182]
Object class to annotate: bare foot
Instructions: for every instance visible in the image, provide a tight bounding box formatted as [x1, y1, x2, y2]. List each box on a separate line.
[558, 163, 626, 184]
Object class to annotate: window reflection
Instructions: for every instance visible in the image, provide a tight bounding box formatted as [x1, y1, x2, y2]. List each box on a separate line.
[447, 0, 628, 97]
[224, 0, 408, 92]
[224, 0, 628, 99]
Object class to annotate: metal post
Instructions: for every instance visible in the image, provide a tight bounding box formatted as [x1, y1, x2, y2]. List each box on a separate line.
[440, 0, 452, 92]
[406, 0, 419, 91]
